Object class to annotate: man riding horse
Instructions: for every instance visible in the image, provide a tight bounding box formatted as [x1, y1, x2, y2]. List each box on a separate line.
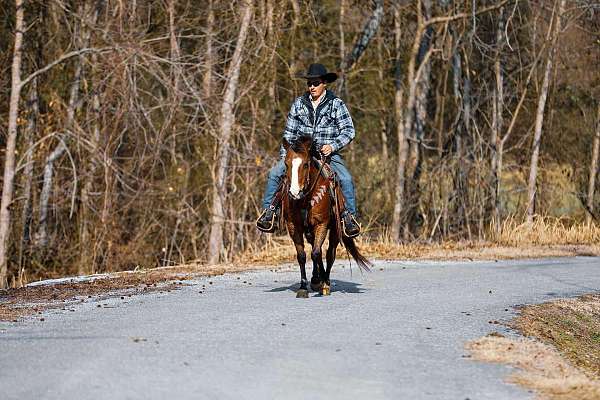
[256, 63, 361, 237]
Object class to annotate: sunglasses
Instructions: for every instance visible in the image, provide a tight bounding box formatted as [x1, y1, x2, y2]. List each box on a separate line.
[307, 80, 324, 87]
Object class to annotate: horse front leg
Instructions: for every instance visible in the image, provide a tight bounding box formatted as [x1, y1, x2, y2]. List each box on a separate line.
[305, 233, 321, 292]
[286, 213, 309, 298]
[291, 236, 309, 298]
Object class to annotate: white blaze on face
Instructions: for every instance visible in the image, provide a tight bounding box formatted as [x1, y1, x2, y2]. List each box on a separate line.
[290, 157, 303, 198]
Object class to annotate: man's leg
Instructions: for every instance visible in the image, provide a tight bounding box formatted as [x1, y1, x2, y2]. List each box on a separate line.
[330, 154, 357, 214]
[330, 154, 360, 236]
[257, 159, 286, 232]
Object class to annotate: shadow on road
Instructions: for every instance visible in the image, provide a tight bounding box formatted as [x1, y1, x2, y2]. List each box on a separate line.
[265, 279, 366, 294]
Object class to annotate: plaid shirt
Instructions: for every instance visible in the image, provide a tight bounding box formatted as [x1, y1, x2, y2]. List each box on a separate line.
[280, 90, 355, 157]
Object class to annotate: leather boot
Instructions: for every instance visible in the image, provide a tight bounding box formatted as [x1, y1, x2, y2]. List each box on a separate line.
[341, 210, 360, 238]
[256, 205, 278, 233]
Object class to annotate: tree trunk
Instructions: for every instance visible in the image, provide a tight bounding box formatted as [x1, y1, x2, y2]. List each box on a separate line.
[79, 1, 105, 275]
[526, 0, 566, 223]
[0, 0, 25, 288]
[338, 0, 384, 95]
[18, 3, 45, 272]
[404, 0, 433, 239]
[207, 0, 254, 264]
[289, 0, 300, 81]
[339, 0, 346, 71]
[377, 34, 389, 165]
[18, 78, 39, 270]
[203, 0, 214, 98]
[391, 1, 409, 241]
[491, 6, 505, 228]
[587, 103, 600, 224]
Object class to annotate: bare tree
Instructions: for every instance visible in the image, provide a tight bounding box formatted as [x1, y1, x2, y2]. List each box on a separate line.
[526, 0, 566, 223]
[208, 0, 254, 263]
[0, 0, 25, 288]
[490, 6, 506, 228]
[391, 0, 409, 241]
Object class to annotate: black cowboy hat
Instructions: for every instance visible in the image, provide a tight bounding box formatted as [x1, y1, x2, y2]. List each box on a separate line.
[298, 63, 338, 83]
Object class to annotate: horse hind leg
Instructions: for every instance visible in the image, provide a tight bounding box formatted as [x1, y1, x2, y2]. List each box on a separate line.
[322, 228, 339, 296]
[310, 226, 329, 295]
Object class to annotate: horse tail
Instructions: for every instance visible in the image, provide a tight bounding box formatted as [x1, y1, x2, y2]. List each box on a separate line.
[341, 235, 371, 273]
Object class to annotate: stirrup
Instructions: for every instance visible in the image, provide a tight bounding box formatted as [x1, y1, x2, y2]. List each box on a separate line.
[256, 205, 278, 233]
[341, 213, 361, 238]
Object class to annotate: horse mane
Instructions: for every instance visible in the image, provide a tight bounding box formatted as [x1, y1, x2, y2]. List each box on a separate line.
[289, 136, 312, 154]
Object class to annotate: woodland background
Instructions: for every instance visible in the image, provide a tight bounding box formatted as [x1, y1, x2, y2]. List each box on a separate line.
[0, 0, 598, 287]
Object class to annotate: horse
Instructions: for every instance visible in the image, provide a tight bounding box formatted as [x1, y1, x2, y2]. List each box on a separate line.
[281, 137, 371, 298]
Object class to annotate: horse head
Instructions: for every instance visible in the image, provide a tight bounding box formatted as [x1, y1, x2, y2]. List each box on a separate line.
[283, 137, 313, 200]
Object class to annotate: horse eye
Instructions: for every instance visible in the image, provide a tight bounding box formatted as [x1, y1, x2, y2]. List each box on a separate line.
[303, 163, 308, 169]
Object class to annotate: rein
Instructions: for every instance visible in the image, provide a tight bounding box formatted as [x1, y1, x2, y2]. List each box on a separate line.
[304, 154, 327, 197]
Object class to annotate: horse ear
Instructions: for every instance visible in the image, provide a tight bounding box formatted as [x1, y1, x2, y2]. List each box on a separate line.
[283, 138, 290, 151]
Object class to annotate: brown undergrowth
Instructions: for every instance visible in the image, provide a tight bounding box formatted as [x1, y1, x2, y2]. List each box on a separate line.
[468, 295, 600, 400]
[239, 235, 600, 266]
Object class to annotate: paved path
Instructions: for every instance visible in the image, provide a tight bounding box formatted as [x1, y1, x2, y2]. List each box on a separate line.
[2, 257, 600, 400]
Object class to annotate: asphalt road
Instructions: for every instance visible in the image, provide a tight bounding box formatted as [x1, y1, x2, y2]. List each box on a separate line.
[2, 257, 600, 400]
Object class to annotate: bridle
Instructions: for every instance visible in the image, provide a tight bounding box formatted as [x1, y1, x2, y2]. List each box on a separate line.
[287, 152, 326, 201]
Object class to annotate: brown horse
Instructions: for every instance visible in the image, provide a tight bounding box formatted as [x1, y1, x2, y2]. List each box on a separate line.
[281, 137, 371, 298]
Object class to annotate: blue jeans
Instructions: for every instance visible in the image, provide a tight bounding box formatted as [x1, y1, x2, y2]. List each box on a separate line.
[261, 154, 357, 215]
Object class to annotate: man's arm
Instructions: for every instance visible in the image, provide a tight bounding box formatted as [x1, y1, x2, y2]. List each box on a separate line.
[330, 100, 355, 153]
[280, 99, 301, 157]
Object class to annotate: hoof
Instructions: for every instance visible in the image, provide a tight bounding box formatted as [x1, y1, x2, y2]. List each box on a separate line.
[321, 284, 331, 296]
[296, 289, 309, 298]
[310, 281, 323, 292]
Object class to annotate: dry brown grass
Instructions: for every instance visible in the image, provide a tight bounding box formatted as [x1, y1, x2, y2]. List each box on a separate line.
[468, 295, 600, 399]
[467, 335, 600, 400]
[514, 295, 600, 377]
[492, 217, 600, 246]
[236, 234, 600, 266]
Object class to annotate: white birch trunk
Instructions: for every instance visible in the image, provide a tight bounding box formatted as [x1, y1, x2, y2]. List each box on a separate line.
[526, 0, 566, 223]
[0, 0, 24, 288]
[207, 0, 253, 264]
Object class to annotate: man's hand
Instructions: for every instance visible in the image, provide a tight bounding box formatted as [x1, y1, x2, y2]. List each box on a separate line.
[321, 144, 333, 156]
